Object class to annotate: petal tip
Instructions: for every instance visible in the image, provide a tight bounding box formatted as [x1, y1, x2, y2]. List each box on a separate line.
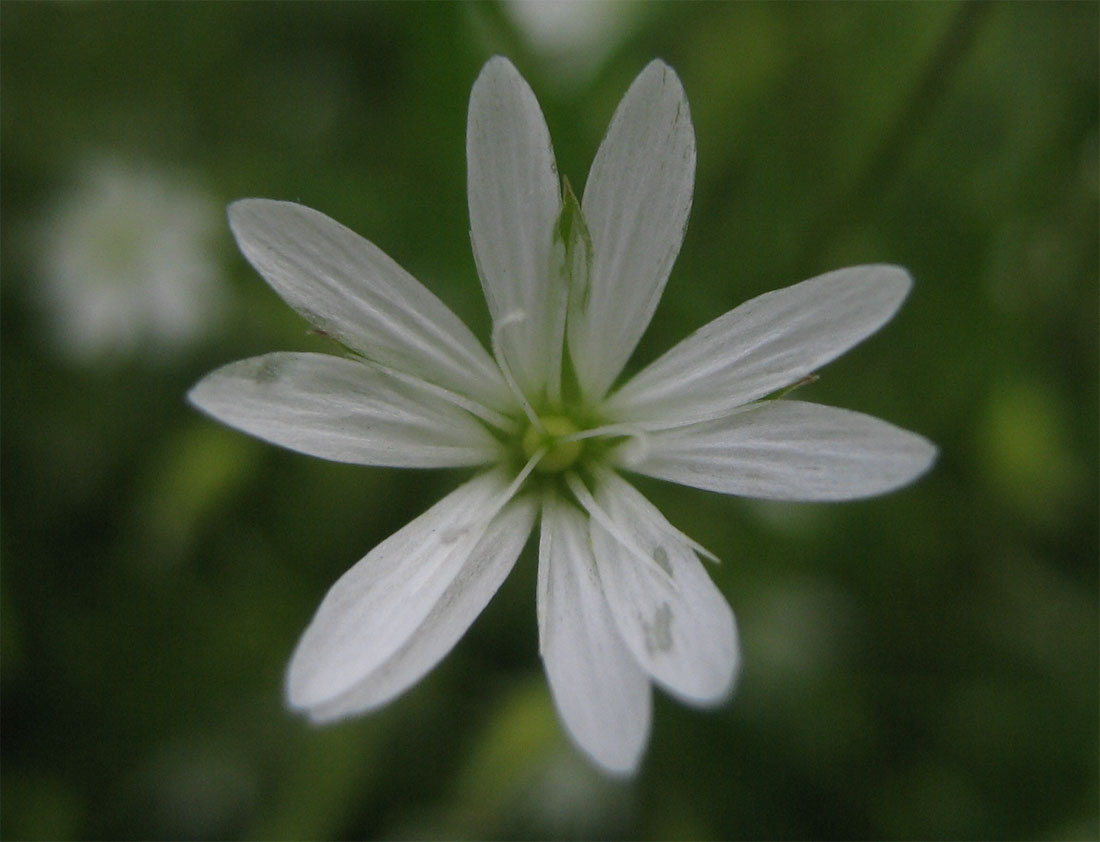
[639, 57, 679, 82]
[594, 754, 644, 778]
[911, 434, 940, 477]
[483, 54, 518, 71]
[226, 196, 268, 224]
[568, 724, 647, 777]
[185, 364, 237, 417]
[865, 426, 939, 498]
[673, 625, 742, 708]
[284, 650, 321, 710]
[184, 378, 209, 412]
[473, 55, 524, 93]
[284, 648, 355, 723]
[280, 670, 350, 727]
[631, 57, 688, 106]
[825, 262, 915, 334]
[844, 262, 913, 294]
[857, 263, 914, 311]
[881, 262, 914, 297]
[225, 197, 295, 243]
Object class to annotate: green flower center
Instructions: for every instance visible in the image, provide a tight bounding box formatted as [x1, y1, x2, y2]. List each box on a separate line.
[522, 415, 583, 473]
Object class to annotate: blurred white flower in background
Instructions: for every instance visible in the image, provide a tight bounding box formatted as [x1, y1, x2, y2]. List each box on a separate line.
[505, 1, 638, 84]
[36, 158, 225, 362]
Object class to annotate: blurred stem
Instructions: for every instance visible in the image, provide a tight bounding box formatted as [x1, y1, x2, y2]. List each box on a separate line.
[798, 1, 994, 270]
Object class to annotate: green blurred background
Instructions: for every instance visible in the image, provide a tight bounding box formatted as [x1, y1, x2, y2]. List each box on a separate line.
[2, 2, 1097, 839]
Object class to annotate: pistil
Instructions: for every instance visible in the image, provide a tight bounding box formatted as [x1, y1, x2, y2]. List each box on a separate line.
[522, 415, 583, 473]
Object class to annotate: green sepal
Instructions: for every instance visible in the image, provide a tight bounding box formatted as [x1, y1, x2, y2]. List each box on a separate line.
[554, 176, 594, 315]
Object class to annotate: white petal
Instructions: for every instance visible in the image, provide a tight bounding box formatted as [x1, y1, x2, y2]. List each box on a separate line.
[188, 352, 500, 468]
[570, 60, 696, 402]
[228, 199, 512, 414]
[590, 472, 739, 704]
[604, 265, 913, 429]
[538, 495, 651, 775]
[616, 399, 938, 501]
[305, 493, 538, 721]
[287, 471, 524, 713]
[467, 57, 564, 402]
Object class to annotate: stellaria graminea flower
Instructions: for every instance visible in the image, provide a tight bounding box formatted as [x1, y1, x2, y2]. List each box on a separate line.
[189, 57, 936, 774]
[39, 157, 224, 361]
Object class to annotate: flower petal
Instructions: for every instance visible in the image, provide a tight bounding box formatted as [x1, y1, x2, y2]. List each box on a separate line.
[537, 494, 651, 775]
[590, 471, 739, 704]
[604, 265, 913, 429]
[467, 57, 564, 402]
[188, 352, 501, 468]
[570, 60, 696, 402]
[303, 493, 538, 722]
[616, 399, 938, 501]
[228, 199, 512, 414]
[286, 471, 527, 713]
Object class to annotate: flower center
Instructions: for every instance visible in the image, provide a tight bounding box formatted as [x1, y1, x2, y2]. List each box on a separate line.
[522, 415, 583, 473]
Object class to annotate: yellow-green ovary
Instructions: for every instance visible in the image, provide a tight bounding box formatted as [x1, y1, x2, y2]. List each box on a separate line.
[522, 415, 583, 473]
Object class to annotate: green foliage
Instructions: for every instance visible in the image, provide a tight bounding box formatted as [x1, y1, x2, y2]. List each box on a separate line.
[2, 2, 1096, 839]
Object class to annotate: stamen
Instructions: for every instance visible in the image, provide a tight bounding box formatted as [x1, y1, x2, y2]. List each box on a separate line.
[590, 465, 719, 564]
[435, 450, 546, 558]
[544, 282, 568, 409]
[559, 422, 650, 453]
[601, 426, 652, 468]
[364, 359, 519, 435]
[564, 471, 679, 591]
[471, 447, 549, 533]
[499, 446, 548, 506]
[674, 531, 720, 564]
[491, 311, 544, 434]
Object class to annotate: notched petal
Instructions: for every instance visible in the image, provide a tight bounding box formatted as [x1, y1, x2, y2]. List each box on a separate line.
[286, 471, 527, 714]
[302, 493, 538, 721]
[569, 59, 697, 402]
[467, 57, 564, 402]
[188, 351, 501, 468]
[590, 472, 740, 705]
[606, 265, 913, 429]
[538, 495, 652, 775]
[620, 399, 937, 501]
[226, 199, 511, 413]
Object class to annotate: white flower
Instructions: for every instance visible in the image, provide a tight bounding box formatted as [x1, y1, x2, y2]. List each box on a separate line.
[37, 157, 225, 362]
[189, 57, 936, 775]
[505, 1, 638, 85]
